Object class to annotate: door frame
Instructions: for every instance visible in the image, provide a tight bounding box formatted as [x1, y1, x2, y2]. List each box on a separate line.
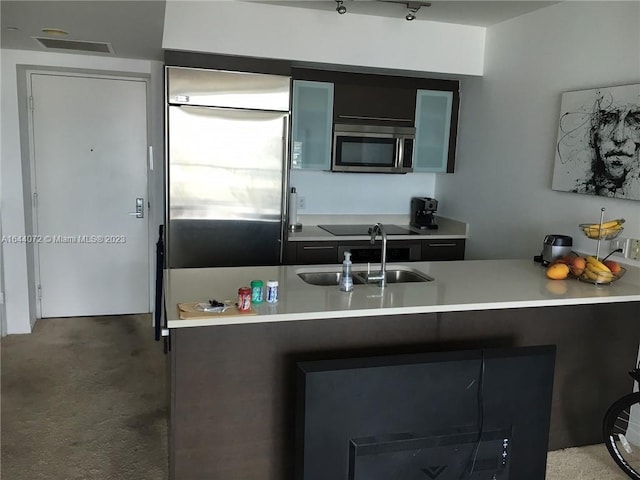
[25, 68, 154, 319]
[0, 204, 6, 336]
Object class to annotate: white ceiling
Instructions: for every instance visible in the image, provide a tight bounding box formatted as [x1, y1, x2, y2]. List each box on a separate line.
[1, 1, 558, 61]
[1, 1, 167, 60]
[260, 1, 558, 26]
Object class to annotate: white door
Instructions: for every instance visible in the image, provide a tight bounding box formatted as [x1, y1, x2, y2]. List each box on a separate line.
[30, 73, 149, 318]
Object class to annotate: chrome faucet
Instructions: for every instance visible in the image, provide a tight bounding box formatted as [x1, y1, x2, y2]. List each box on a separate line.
[367, 223, 387, 287]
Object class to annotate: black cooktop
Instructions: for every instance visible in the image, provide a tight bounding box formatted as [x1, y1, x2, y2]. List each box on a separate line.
[318, 224, 419, 236]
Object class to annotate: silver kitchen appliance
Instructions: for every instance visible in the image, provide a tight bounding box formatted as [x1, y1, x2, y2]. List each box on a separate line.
[332, 124, 414, 174]
[166, 66, 291, 268]
[541, 235, 573, 265]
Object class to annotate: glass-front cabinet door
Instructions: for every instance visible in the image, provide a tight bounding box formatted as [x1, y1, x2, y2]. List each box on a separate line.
[291, 80, 334, 170]
[413, 89, 453, 173]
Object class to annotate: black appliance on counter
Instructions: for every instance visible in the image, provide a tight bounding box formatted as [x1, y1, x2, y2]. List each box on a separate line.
[410, 197, 438, 230]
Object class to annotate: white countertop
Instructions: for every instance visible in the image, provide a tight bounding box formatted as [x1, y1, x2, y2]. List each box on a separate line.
[287, 215, 468, 241]
[165, 259, 640, 328]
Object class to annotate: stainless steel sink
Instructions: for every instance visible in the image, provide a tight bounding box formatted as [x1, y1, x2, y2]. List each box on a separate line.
[297, 271, 364, 286]
[354, 269, 433, 284]
[297, 268, 432, 286]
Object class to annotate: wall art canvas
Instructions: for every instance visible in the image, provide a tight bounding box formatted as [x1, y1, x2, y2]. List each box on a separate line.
[552, 83, 640, 201]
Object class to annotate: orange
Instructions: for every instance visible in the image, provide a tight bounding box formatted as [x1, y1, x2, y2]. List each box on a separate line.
[546, 263, 570, 280]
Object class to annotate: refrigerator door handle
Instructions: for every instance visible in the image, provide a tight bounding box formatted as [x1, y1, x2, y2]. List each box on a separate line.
[283, 114, 290, 187]
[280, 115, 290, 264]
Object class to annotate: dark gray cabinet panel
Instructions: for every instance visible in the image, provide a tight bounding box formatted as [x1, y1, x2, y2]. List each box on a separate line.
[284, 238, 465, 264]
[285, 241, 339, 265]
[337, 240, 422, 263]
[421, 239, 465, 261]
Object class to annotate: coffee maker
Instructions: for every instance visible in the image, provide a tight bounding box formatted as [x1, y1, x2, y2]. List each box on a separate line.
[410, 197, 438, 230]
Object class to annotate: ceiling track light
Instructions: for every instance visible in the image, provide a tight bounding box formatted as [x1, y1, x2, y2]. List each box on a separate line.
[405, 1, 430, 21]
[380, 1, 431, 21]
[335, 0, 347, 14]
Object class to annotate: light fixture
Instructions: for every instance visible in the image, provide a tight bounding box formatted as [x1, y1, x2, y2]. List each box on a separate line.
[335, 0, 347, 15]
[405, 2, 430, 21]
[41, 28, 69, 37]
[380, 1, 432, 20]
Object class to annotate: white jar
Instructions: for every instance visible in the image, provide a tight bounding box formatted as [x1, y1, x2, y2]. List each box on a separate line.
[266, 280, 279, 303]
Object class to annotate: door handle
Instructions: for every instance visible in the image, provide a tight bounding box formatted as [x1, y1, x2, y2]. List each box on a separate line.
[128, 198, 144, 218]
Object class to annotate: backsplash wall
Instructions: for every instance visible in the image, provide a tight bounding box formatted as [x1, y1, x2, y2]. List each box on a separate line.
[289, 170, 436, 215]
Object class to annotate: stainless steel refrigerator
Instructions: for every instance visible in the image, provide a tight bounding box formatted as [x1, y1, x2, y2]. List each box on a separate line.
[166, 66, 290, 268]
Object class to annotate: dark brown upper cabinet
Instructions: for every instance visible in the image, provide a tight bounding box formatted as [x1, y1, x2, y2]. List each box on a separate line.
[291, 67, 460, 173]
[333, 83, 417, 127]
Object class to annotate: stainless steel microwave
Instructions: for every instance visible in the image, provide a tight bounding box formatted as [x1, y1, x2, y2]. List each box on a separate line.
[332, 124, 415, 174]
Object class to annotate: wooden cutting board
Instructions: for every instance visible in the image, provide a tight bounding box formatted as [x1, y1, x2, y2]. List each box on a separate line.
[177, 302, 257, 320]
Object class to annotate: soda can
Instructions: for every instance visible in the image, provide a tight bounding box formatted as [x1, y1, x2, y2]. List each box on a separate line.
[238, 287, 252, 312]
[266, 280, 279, 303]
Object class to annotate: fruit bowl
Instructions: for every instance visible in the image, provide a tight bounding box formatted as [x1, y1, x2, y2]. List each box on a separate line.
[579, 224, 624, 240]
[575, 266, 626, 285]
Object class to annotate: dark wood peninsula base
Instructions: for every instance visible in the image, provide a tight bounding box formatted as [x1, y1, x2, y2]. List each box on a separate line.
[169, 302, 640, 480]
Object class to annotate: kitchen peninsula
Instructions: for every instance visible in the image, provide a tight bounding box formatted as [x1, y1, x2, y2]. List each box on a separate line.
[165, 259, 640, 480]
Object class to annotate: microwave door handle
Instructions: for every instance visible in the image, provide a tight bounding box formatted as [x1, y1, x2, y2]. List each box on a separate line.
[395, 138, 403, 170]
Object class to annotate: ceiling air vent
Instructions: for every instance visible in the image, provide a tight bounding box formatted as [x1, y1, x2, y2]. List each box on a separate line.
[33, 37, 113, 54]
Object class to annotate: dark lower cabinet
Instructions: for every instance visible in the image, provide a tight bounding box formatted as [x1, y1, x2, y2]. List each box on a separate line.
[169, 302, 640, 480]
[421, 239, 465, 261]
[337, 240, 422, 263]
[284, 241, 338, 265]
[284, 238, 465, 265]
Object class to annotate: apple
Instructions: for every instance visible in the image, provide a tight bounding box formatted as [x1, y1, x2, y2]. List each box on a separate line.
[550, 256, 570, 266]
[604, 260, 622, 274]
[567, 256, 586, 276]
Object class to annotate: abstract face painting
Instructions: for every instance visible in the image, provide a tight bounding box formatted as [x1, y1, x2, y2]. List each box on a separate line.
[552, 84, 640, 201]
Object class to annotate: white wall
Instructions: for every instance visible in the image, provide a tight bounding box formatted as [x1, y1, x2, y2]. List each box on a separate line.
[0, 49, 164, 334]
[290, 170, 436, 215]
[163, 1, 486, 77]
[436, 1, 640, 261]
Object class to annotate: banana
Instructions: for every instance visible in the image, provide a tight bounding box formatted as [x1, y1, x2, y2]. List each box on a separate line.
[583, 224, 623, 234]
[586, 263, 612, 277]
[583, 218, 625, 230]
[581, 269, 599, 282]
[582, 218, 625, 238]
[582, 264, 615, 283]
[586, 256, 611, 272]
